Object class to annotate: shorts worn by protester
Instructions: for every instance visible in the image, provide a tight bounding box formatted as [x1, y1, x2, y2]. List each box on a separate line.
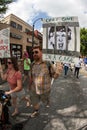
[29, 46, 62, 118]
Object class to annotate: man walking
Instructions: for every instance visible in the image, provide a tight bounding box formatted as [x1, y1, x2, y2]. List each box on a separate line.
[29, 46, 62, 117]
[74, 56, 83, 78]
[63, 63, 69, 77]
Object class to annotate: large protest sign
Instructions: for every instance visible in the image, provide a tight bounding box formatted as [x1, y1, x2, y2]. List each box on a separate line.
[0, 28, 10, 58]
[42, 16, 80, 63]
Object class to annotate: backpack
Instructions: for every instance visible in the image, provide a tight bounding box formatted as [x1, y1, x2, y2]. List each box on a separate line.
[45, 61, 53, 78]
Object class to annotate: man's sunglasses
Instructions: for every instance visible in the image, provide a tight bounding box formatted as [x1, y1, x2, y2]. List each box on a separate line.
[7, 61, 12, 64]
[32, 51, 39, 54]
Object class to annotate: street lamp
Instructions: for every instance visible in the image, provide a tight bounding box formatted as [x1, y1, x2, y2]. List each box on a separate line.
[32, 18, 42, 48]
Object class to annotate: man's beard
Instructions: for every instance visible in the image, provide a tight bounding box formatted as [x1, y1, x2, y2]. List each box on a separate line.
[33, 55, 40, 61]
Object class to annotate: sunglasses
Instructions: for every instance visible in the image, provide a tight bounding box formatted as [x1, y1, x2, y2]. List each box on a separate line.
[32, 51, 39, 55]
[7, 61, 12, 64]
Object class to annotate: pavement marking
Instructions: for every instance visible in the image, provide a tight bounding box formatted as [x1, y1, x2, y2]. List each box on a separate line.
[19, 113, 31, 117]
[57, 105, 78, 116]
[15, 117, 27, 122]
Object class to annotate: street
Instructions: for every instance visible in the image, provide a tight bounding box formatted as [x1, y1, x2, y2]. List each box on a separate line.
[0, 68, 87, 130]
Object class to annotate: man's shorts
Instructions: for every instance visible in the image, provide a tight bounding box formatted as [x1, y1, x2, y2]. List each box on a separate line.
[30, 90, 50, 106]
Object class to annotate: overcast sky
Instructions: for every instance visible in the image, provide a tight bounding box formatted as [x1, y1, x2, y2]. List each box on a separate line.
[4, 0, 87, 31]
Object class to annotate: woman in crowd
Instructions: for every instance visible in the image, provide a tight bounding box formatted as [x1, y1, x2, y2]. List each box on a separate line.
[0, 57, 23, 116]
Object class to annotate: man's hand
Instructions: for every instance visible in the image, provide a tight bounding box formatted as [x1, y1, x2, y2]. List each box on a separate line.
[56, 62, 63, 74]
[51, 62, 63, 79]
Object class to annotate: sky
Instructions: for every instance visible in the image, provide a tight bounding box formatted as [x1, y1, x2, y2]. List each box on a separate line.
[3, 0, 87, 32]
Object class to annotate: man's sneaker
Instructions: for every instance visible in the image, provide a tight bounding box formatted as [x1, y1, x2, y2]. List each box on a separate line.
[30, 110, 39, 118]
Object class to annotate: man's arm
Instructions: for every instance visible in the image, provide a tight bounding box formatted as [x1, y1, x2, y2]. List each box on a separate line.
[26, 58, 31, 65]
[51, 62, 63, 79]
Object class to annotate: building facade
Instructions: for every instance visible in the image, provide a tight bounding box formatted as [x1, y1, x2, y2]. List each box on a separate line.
[0, 14, 42, 60]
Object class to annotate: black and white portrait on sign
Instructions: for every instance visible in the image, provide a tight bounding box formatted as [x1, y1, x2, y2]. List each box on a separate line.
[48, 26, 55, 49]
[56, 26, 72, 50]
[68, 27, 75, 51]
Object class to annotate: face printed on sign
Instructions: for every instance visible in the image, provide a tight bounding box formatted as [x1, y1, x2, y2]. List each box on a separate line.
[56, 31, 66, 50]
[56, 26, 71, 50]
[48, 27, 55, 49]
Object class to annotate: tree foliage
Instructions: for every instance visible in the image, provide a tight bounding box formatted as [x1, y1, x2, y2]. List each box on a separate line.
[0, 0, 13, 14]
[80, 28, 87, 56]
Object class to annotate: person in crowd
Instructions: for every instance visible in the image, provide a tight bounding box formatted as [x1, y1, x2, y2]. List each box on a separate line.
[74, 56, 83, 78]
[63, 63, 69, 77]
[29, 46, 62, 118]
[23, 50, 31, 85]
[83, 56, 87, 70]
[18, 59, 31, 107]
[0, 57, 24, 116]
[21, 50, 31, 107]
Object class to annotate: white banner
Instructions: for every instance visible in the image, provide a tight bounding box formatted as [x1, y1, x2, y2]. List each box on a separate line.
[42, 16, 80, 63]
[43, 54, 78, 63]
[0, 28, 10, 58]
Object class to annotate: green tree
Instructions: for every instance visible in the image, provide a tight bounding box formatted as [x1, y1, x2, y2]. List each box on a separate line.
[0, 0, 13, 14]
[80, 28, 87, 56]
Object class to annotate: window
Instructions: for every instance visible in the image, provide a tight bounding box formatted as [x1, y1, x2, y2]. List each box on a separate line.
[10, 21, 16, 28]
[10, 33, 22, 39]
[25, 28, 30, 33]
[11, 44, 22, 59]
[27, 38, 32, 43]
[17, 24, 22, 30]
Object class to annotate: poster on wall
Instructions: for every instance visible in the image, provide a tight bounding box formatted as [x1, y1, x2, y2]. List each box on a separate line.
[42, 16, 80, 63]
[0, 28, 10, 58]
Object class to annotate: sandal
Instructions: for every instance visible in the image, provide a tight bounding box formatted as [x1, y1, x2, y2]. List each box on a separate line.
[30, 110, 39, 118]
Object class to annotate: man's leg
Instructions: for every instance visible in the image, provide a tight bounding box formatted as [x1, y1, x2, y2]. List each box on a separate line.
[30, 91, 40, 117]
[76, 68, 80, 78]
[41, 91, 51, 108]
[74, 67, 77, 76]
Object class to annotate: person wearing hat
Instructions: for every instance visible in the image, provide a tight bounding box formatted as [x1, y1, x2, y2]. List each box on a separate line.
[22, 50, 31, 107]
[23, 50, 31, 82]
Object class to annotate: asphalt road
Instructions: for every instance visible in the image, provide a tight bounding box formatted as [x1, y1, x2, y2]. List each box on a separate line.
[0, 68, 87, 130]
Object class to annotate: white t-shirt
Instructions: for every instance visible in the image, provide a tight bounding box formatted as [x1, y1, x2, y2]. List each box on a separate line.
[64, 63, 69, 67]
[75, 58, 82, 68]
